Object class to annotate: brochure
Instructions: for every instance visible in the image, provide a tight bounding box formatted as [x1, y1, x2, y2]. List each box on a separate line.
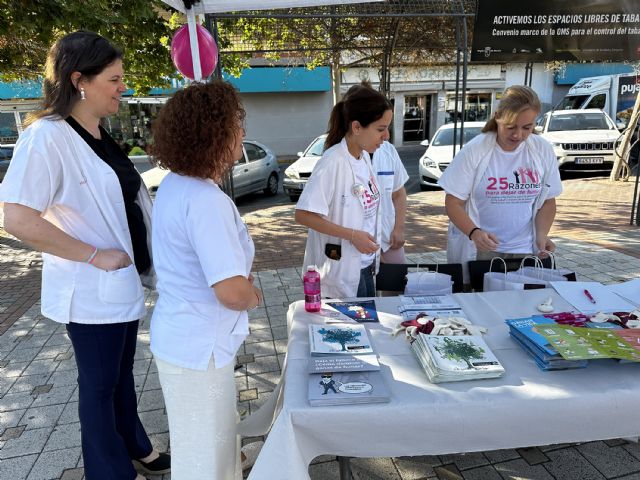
[308, 370, 391, 406]
[308, 354, 380, 374]
[537, 325, 640, 362]
[411, 334, 505, 383]
[397, 294, 466, 321]
[326, 300, 379, 323]
[308, 323, 374, 356]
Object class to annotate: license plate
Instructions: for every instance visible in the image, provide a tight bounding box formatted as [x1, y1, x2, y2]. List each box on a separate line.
[575, 157, 604, 164]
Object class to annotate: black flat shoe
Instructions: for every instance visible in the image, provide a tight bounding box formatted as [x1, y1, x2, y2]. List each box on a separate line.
[133, 452, 171, 475]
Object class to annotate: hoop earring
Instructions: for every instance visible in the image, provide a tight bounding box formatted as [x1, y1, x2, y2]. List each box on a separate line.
[80, 87, 86, 101]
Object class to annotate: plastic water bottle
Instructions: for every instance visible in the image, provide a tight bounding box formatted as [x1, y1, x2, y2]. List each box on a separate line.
[303, 265, 321, 312]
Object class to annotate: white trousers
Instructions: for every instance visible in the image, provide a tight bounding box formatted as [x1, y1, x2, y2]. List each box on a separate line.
[156, 356, 241, 480]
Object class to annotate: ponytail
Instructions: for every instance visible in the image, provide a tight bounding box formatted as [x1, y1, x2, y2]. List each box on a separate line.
[325, 101, 347, 150]
[323, 84, 392, 151]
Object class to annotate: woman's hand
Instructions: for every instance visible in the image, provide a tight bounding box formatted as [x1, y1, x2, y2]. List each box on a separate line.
[536, 237, 556, 258]
[351, 230, 380, 254]
[91, 249, 133, 271]
[389, 227, 405, 250]
[470, 229, 499, 252]
[251, 286, 263, 308]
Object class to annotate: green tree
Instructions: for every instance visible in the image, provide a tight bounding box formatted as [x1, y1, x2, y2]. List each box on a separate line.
[318, 327, 362, 352]
[434, 337, 485, 369]
[0, 0, 178, 93]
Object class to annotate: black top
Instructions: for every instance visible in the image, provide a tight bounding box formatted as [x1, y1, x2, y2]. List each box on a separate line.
[66, 116, 151, 274]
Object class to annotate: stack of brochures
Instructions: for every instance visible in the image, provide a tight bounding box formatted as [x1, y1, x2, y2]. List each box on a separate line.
[535, 323, 640, 363]
[397, 294, 467, 321]
[505, 316, 588, 371]
[307, 324, 391, 406]
[410, 334, 505, 383]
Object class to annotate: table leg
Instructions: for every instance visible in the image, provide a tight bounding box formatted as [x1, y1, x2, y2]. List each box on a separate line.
[337, 456, 352, 479]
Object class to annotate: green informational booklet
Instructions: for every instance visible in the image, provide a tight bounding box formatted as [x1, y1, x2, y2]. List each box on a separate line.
[536, 325, 640, 362]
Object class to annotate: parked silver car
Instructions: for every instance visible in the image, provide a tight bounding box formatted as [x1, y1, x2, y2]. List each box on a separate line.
[0, 144, 15, 183]
[141, 140, 280, 198]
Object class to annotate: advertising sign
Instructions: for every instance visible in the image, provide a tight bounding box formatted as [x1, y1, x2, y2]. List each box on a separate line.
[471, 0, 640, 62]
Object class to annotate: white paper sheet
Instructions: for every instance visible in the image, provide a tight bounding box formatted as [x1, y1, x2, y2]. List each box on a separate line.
[604, 278, 640, 307]
[550, 281, 637, 314]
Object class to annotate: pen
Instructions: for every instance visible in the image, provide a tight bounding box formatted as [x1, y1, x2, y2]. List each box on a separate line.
[583, 289, 596, 304]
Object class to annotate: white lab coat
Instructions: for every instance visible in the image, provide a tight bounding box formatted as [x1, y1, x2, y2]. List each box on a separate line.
[373, 141, 409, 253]
[296, 139, 381, 299]
[0, 118, 152, 324]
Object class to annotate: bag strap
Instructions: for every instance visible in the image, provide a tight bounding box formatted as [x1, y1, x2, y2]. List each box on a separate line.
[519, 255, 543, 269]
[489, 257, 507, 274]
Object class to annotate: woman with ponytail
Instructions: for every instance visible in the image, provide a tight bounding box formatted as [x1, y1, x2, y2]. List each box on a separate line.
[295, 85, 392, 298]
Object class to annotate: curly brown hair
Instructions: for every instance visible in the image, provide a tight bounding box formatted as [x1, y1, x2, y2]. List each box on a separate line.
[151, 80, 245, 179]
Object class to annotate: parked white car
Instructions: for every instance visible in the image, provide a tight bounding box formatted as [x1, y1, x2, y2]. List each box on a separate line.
[418, 122, 485, 189]
[535, 109, 621, 172]
[141, 140, 280, 198]
[283, 134, 326, 201]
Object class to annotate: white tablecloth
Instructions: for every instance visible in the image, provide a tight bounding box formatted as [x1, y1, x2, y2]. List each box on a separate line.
[239, 289, 640, 480]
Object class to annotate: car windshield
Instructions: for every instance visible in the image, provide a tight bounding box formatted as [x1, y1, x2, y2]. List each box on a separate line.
[304, 137, 325, 156]
[431, 127, 483, 146]
[548, 113, 613, 132]
[554, 95, 589, 110]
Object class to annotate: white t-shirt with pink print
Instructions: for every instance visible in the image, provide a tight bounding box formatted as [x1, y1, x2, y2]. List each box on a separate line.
[472, 142, 557, 252]
[441, 134, 562, 255]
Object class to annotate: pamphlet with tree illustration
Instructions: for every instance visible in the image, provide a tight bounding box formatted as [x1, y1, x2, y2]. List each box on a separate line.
[308, 323, 374, 356]
[536, 325, 640, 362]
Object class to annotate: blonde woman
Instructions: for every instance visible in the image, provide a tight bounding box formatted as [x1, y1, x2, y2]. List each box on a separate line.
[439, 85, 562, 267]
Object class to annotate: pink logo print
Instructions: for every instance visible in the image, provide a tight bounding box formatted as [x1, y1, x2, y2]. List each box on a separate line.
[524, 168, 539, 183]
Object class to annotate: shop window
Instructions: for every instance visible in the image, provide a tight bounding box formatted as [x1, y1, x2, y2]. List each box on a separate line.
[445, 93, 491, 124]
[403, 95, 431, 142]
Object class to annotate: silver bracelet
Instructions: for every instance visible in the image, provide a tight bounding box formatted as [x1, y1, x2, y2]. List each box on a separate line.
[84, 247, 99, 264]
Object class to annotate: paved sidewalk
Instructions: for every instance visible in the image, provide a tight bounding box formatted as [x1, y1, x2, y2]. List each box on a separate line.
[1, 177, 640, 480]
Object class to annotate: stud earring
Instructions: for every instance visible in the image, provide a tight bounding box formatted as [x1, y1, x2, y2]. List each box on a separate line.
[80, 87, 86, 101]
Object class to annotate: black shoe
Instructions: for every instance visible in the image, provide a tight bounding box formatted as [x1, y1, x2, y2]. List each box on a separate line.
[133, 452, 171, 475]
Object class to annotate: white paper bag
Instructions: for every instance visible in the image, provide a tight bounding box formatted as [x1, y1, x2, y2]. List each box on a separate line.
[482, 258, 547, 292]
[405, 271, 453, 295]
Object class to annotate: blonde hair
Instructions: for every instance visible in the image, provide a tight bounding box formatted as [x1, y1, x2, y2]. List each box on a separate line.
[482, 85, 541, 133]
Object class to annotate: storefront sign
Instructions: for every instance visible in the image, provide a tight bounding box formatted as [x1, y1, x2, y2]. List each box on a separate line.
[471, 0, 640, 62]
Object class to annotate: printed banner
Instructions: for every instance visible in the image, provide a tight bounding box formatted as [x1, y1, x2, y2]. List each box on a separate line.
[471, 0, 640, 62]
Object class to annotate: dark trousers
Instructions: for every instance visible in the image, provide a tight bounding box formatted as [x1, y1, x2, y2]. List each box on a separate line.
[357, 262, 376, 297]
[66, 320, 152, 480]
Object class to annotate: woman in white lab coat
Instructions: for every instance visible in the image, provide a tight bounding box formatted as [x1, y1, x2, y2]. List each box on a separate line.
[295, 85, 393, 298]
[0, 31, 168, 480]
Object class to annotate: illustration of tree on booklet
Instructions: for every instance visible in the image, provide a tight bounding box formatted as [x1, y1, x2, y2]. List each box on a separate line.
[536, 324, 640, 362]
[326, 300, 379, 323]
[309, 323, 374, 355]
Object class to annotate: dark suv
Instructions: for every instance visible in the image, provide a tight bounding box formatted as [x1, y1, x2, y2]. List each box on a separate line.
[0, 144, 15, 182]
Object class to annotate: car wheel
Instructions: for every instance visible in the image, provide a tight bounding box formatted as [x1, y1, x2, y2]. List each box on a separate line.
[264, 173, 279, 196]
[289, 195, 300, 202]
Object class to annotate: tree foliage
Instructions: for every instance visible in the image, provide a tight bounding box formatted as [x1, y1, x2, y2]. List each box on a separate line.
[434, 337, 485, 369]
[318, 327, 362, 352]
[218, 9, 471, 98]
[0, 0, 179, 93]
